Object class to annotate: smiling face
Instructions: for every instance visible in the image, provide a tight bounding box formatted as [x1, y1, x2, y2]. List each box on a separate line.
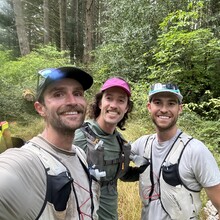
[97, 87, 129, 133]
[34, 78, 87, 135]
[147, 92, 182, 133]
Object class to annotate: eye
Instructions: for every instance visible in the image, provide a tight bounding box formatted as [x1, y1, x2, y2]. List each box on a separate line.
[119, 98, 126, 103]
[53, 91, 64, 98]
[105, 95, 112, 100]
[153, 100, 160, 105]
[169, 101, 177, 106]
[74, 91, 84, 97]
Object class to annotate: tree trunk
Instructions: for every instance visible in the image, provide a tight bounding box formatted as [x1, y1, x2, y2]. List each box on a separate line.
[84, 0, 94, 64]
[72, 0, 85, 62]
[59, 0, 67, 51]
[12, 0, 30, 56]
[43, 0, 50, 45]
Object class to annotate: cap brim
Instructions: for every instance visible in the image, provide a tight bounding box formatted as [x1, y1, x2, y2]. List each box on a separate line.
[149, 90, 183, 102]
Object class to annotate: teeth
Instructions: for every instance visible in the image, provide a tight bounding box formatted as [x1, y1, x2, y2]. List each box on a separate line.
[107, 111, 118, 115]
[159, 116, 169, 119]
[64, 111, 78, 115]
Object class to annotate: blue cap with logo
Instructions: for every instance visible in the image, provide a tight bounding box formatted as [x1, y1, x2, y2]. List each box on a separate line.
[149, 83, 183, 103]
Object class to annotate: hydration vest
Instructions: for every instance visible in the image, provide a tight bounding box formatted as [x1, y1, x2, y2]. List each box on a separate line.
[139, 132, 202, 220]
[23, 136, 94, 220]
[80, 122, 131, 187]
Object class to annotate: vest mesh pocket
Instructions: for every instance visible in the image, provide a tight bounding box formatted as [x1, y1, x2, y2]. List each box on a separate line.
[47, 171, 73, 211]
[162, 164, 182, 186]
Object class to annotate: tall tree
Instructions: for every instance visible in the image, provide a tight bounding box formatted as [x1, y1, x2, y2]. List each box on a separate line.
[43, 0, 50, 44]
[12, 0, 30, 56]
[84, 0, 94, 63]
[59, 0, 67, 51]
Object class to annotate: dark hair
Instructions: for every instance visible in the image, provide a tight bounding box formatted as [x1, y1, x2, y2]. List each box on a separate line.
[87, 91, 133, 130]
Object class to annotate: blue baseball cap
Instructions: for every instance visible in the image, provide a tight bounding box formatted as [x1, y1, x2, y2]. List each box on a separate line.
[149, 83, 183, 103]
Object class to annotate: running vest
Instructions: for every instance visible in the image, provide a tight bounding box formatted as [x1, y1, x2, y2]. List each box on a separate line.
[139, 132, 202, 220]
[23, 136, 94, 220]
[80, 122, 131, 186]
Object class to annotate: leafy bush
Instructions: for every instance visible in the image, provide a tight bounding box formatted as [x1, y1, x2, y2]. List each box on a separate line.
[187, 98, 220, 121]
[0, 45, 72, 122]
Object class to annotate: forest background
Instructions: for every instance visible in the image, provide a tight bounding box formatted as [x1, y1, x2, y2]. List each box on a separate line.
[0, 0, 220, 219]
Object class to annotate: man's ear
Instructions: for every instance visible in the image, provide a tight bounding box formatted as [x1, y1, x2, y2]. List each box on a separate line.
[98, 100, 102, 110]
[147, 102, 151, 112]
[34, 101, 46, 117]
[178, 104, 183, 115]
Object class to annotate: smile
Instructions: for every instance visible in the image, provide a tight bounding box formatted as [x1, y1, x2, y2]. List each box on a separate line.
[63, 111, 79, 115]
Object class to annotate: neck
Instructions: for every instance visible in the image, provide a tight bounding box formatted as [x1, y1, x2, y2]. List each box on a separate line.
[96, 117, 116, 134]
[41, 127, 74, 151]
[156, 126, 178, 142]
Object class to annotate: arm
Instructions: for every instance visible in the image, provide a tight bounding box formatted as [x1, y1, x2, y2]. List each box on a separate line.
[120, 136, 150, 182]
[120, 164, 149, 182]
[205, 184, 220, 218]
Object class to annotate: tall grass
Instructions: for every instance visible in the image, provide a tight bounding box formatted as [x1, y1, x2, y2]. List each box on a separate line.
[118, 180, 142, 220]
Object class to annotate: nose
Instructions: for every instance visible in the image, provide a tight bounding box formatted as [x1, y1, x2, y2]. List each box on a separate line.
[160, 104, 168, 113]
[66, 93, 78, 104]
[109, 99, 118, 108]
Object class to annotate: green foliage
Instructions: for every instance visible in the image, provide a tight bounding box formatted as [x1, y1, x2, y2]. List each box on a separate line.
[147, 6, 220, 104]
[0, 45, 71, 122]
[92, 0, 167, 82]
[179, 106, 220, 164]
[0, 46, 13, 67]
[186, 98, 220, 120]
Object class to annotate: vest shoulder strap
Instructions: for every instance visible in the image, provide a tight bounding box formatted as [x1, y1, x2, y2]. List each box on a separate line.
[165, 132, 193, 164]
[81, 122, 100, 145]
[143, 134, 154, 159]
[143, 132, 193, 164]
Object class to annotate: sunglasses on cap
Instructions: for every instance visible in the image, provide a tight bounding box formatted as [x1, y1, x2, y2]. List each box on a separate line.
[37, 68, 63, 89]
[149, 83, 183, 103]
[150, 83, 179, 91]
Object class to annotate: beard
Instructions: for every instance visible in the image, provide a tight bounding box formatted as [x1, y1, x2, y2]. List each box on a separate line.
[47, 104, 86, 135]
[152, 116, 178, 133]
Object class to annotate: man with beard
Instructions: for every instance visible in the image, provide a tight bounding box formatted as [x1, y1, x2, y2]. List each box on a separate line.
[0, 67, 95, 220]
[130, 83, 220, 220]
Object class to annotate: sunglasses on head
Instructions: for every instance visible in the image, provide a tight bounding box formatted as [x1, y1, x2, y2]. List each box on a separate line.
[37, 68, 66, 90]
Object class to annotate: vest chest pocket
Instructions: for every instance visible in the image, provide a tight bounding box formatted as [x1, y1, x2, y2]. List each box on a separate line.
[47, 171, 73, 211]
[162, 164, 182, 186]
[86, 139, 104, 171]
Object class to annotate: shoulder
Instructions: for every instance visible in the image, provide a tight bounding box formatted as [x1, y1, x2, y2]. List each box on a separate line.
[74, 145, 88, 166]
[184, 137, 211, 156]
[131, 134, 153, 155]
[0, 147, 44, 169]
[0, 148, 47, 219]
[183, 138, 219, 176]
[132, 134, 153, 146]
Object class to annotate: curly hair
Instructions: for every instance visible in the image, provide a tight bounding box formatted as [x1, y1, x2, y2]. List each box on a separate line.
[87, 91, 133, 131]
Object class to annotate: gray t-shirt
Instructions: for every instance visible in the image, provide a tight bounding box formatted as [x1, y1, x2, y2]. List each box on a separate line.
[0, 135, 93, 220]
[131, 130, 220, 220]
